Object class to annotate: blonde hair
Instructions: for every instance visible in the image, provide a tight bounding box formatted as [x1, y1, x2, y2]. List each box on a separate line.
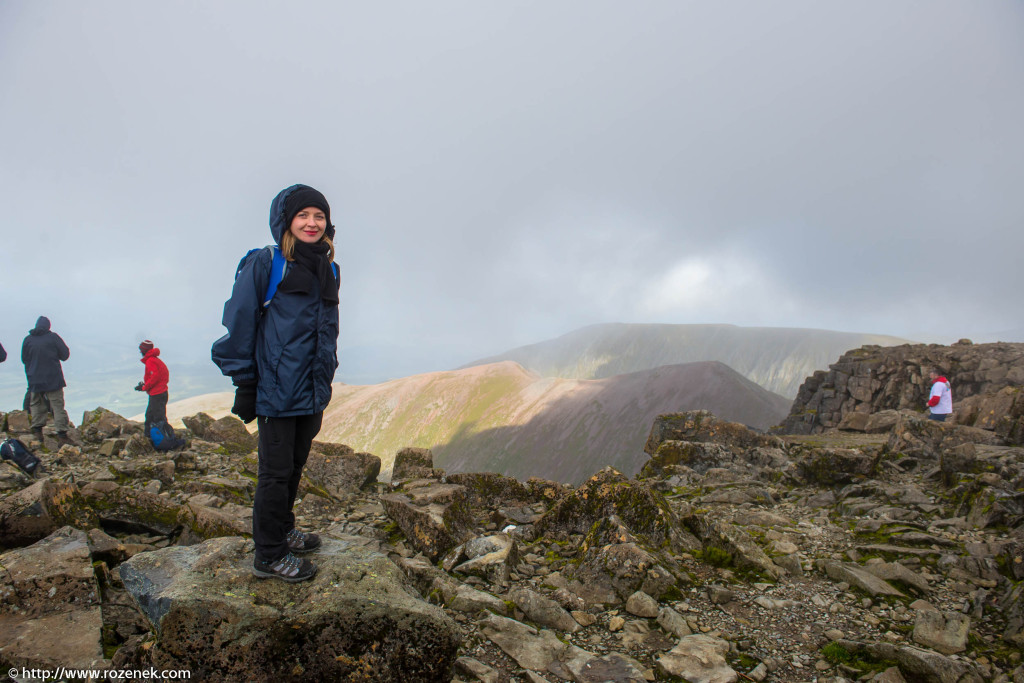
[280, 232, 335, 262]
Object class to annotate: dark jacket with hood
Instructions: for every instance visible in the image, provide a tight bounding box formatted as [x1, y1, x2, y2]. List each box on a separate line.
[211, 185, 340, 417]
[22, 317, 70, 393]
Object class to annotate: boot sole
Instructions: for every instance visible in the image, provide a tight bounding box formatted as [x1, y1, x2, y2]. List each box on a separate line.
[251, 565, 317, 583]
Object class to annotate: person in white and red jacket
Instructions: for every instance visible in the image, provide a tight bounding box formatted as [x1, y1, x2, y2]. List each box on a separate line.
[135, 340, 170, 430]
[926, 369, 953, 422]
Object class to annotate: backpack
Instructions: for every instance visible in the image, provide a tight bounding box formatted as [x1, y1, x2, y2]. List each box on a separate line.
[148, 420, 185, 452]
[1, 438, 43, 476]
[236, 246, 339, 308]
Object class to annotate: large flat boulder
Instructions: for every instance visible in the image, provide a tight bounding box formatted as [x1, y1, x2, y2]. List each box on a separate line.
[0, 527, 106, 670]
[118, 536, 460, 682]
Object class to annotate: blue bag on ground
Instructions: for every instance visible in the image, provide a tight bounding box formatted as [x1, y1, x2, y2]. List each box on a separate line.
[148, 421, 185, 451]
[1, 438, 43, 475]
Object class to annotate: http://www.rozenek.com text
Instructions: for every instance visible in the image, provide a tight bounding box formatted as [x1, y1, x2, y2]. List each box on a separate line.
[10, 668, 191, 681]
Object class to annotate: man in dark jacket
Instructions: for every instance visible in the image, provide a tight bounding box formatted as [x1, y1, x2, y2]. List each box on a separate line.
[22, 316, 72, 445]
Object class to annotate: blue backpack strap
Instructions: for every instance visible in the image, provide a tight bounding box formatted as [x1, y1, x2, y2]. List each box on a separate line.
[235, 246, 288, 308]
[263, 246, 288, 307]
[244, 246, 334, 307]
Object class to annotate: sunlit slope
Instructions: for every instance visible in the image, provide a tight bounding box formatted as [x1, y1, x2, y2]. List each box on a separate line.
[462, 323, 912, 398]
[424, 360, 790, 484]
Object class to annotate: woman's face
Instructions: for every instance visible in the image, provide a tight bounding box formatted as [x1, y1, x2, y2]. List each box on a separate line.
[289, 206, 327, 244]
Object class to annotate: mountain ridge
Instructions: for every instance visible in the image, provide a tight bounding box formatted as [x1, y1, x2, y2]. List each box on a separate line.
[461, 322, 912, 398]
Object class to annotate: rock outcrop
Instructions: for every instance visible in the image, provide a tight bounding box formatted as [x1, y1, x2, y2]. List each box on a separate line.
[779, 341, 1024, 442]
[0, 527, 106, 671]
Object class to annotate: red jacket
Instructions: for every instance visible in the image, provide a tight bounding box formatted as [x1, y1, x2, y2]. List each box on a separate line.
[141, 348, 169, 395]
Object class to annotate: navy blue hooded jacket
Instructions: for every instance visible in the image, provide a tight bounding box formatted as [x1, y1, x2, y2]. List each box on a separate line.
[22, 317, 70, 393]
[211, 185, 340, 417]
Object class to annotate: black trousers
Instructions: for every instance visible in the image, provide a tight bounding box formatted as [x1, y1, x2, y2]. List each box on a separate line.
[253, 412, 322, 562]
[145, 392, 168, 428]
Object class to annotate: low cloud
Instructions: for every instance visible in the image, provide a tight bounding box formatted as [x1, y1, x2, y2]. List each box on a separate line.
[641, 252, 800, 325]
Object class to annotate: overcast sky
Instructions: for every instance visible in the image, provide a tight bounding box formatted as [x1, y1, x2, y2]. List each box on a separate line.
[2, 1, 1022, 403]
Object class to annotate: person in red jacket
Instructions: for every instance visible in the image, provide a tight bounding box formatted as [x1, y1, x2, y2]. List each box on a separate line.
[925, 368, 953, 422]
[135, 340, 170, 430]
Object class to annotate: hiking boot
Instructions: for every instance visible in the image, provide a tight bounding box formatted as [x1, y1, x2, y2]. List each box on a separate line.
[286, 528, 322, 554]
[32, 427, 44, 442]
[252, 553, 317, 583]
[56, 432, 73, 447]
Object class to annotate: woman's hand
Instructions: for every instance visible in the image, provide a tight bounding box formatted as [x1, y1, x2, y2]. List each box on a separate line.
[232, 381, 258, 423]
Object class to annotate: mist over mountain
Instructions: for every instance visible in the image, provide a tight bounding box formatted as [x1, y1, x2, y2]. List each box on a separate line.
[462, 323, 912, 398]
[164, 359, 789, 484]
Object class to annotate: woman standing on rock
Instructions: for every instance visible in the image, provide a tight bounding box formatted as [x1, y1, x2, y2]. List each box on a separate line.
[212, 184, 340, 583]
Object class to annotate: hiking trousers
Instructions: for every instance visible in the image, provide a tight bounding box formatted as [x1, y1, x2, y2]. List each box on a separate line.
[252, 412, 323, 563]
[145, 392, 168, 429]
[30, 389, 70, 434]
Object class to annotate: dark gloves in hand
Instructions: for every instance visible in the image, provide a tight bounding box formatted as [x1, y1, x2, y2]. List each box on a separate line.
[134, 382, 145, 392]
[232, 382, 258, 424]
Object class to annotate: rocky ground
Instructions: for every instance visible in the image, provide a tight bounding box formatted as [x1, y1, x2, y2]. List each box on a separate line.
[0, 405, 1022, 682]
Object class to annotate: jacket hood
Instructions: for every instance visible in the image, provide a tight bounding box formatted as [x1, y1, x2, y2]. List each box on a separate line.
[934, 376, 949, 385]
[269, 184, 336, 246]
[30, 316, 50, 335]
[141, 348, 161, 362]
